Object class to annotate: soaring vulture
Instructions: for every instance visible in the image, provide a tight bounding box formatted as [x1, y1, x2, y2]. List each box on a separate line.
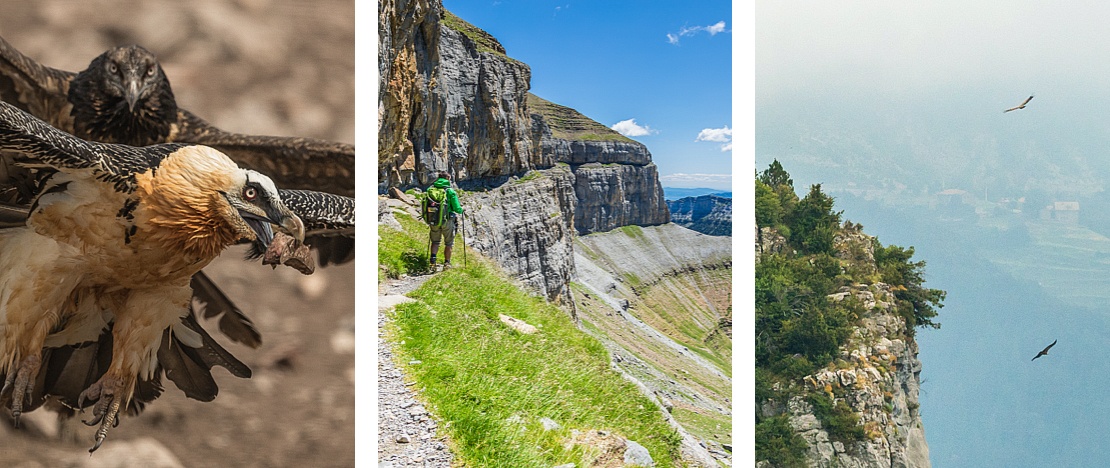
[0, 100, 312, 451]
[1004, 95, 1034, 113]
[1031, 339, 1057, 361]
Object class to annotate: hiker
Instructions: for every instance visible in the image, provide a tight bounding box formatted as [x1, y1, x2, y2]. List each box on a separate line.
[422, 171, 465, 270]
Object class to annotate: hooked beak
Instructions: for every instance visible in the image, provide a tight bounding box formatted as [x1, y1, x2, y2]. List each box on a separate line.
[125, 79, 141, 112]
[239, 207, 304, 248]
[280, 215, 306, 244]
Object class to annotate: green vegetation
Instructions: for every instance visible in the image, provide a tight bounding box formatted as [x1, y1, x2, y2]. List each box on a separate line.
[671, 406, 732, 447]
[808, 392, 866, 444]
[379, 209, 434, 279]
[381, 210, 682, 466]
[441, 10, 508, 57]
[527, 93, 635, 143]
[754, 160, 945, 464]
[755, 415, 809, 468]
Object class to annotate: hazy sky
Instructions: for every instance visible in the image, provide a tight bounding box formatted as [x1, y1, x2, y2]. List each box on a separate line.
[758, 1, 1110, 99]
[443, 0, 733, 190]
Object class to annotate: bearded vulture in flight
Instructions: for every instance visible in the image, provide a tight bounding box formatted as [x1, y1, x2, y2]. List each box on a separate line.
[0, 100, 309, 451]
[0, 35, 354, 364]
[1004, 95, 1034, 113]
[1031, 339, 1057, 361]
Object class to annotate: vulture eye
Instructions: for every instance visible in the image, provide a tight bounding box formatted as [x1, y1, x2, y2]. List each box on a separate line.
[108, 63, 118, 74]
[146, 66, 156, 77]
[243, 187, 257, 201]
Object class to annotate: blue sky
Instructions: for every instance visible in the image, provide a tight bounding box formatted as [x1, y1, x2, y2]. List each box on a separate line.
[442, 0, 733, 190]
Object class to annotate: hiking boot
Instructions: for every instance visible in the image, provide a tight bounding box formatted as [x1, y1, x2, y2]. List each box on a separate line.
[443, 262, 452, 270]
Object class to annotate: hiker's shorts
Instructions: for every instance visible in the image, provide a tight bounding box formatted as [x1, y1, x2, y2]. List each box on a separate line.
[429, 217, 457, 246]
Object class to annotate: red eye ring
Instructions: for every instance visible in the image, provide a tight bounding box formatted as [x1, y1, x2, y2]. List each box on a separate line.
[243, 187, 257, 200]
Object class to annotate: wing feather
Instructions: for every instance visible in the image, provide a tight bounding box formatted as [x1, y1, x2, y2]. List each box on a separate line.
[278, 189, 354, 265]
[0, 35, 75, 126]
[175, 110, 354, 197]
[0, 101, 183, 192]
[190, 272, 262, 348]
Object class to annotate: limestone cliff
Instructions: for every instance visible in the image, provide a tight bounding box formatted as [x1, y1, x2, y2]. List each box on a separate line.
[756, 226, 930, 467]
[379, 0, 669, 300]
[668, 195, 732, 237]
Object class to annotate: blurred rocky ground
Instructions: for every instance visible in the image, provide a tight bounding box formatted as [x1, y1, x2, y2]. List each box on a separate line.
[0, 1, 355, 466]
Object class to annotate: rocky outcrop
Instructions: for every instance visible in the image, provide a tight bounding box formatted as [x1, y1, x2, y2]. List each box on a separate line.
[573, 224, 731, 467]
[529, 94, 670, 235]
[758, 228, 929, 468]
[461, 166, 578, 303]
[379, 1, 539, 190]
[668, 195, 732, 236]
[785, 281, 929, 467]
[379, 0, 670, 300]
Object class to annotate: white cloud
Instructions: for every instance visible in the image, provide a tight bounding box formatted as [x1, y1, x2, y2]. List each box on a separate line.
[611, 118, 656, 137]
[668, 21, 729, 44]
[695, 126, 732, 151]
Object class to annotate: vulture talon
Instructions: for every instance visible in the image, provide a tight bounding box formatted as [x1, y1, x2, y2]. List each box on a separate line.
[5, 354, 41, 427]
[88, 397, 121, 453]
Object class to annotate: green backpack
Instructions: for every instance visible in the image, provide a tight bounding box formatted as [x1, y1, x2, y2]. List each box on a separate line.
[421, 187, 448, 226]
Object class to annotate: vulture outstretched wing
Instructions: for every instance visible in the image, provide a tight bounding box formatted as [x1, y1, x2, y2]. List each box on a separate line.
[1004, 95, 1034, 113]
[1031, 339, 1057, 361]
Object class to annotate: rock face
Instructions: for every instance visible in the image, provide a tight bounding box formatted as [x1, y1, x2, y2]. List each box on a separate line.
[760, 227, 930, 468]
[667, 195, 732, 236]
[462, 167, 578, 303]
[379, 0, 669, 300]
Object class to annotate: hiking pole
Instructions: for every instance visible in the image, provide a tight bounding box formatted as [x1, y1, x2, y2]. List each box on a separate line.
[461, 213, 467, 268]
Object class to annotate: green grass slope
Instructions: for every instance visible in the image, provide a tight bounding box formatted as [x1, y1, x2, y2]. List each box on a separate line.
[379, 207, 683, 467]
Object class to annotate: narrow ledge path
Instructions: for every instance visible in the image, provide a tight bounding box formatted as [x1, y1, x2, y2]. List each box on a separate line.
[378, 274, 454, 468]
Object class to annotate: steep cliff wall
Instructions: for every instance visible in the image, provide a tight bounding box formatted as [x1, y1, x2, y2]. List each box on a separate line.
[668, 195, 732, 236]
[379, 0, 670, 300]
[460, 166, 578, 303]
[529, 94, 670, 235]
[756, 227, 929, 468]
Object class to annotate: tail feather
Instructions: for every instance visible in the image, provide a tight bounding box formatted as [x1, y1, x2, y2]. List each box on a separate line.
[190, 271, 262, 348]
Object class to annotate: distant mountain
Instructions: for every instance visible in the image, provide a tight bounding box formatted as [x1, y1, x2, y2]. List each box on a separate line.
[667, 195, 732, 236]
[663, 187, 732, 201]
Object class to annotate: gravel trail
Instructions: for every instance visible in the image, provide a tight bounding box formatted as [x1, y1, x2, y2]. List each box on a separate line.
[378, 274, 454, 468]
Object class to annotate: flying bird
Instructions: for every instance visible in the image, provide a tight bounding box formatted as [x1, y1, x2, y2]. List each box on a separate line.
[1031, 339, 1057, 361]
[0, 36, 354, 197]
[0, 36, 354, 364]
[0, 36, 354, 263]
[1004, 95, 1034, 113]
[0, 100, 305, 451]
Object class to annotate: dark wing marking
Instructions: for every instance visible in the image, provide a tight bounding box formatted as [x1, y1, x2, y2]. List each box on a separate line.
[0, 35, 75, 127]
[157, 311, 251, 403]
[190, 272, 262, 348]
[0, 100, 183, 192]
[175, 110, 354, 197]
[1032, 339, 1057, 361]
[279, 189, 355, 266]
[33, 327, 161, 416]
[1021, 95, 1034, 107]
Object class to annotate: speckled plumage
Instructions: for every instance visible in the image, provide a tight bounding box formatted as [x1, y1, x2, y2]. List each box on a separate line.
[0, 33, 355, 296]
[0, 101, 302, 451]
